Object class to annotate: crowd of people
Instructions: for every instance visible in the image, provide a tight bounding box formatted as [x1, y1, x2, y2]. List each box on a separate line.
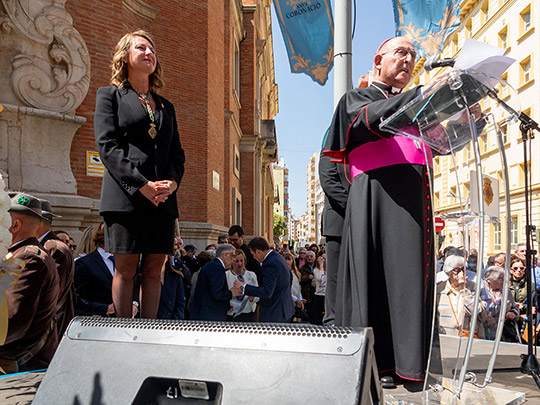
[0, 195, 330, 375]
[436, 244, 540, 344]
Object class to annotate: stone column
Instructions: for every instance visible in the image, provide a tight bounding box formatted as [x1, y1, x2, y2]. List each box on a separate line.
[0, 0, 97, 241]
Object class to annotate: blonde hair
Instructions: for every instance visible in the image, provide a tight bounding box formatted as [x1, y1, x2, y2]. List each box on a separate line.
[110, 30, 164, 93]
[74, 224, 97, 257]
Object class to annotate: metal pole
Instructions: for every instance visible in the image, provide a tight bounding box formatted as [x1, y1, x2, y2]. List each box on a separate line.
[333, 0, 353, 108]
[465, 197, 470, 253]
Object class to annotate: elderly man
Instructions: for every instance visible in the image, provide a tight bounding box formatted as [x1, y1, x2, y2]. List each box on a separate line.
[0, 193, 59, 374]
[321, 37, 435, 383]
[190, 244, 241, 321]
[515, 242, 540, 285]
[437, 255, 487, 339]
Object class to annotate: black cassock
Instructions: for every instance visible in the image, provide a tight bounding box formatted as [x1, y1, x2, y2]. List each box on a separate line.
[322, 82, 435, 381]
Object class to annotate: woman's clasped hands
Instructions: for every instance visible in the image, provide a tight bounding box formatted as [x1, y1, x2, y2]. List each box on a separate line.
[140, 179, 177, 206]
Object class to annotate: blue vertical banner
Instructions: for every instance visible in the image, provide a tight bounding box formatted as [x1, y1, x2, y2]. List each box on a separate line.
[273, 0, 334, 85]
[392, 0, 461, 59]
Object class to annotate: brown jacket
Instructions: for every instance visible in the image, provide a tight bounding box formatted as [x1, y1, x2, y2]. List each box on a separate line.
[41, 231, 75, 338]
[0, 238, 59, 370]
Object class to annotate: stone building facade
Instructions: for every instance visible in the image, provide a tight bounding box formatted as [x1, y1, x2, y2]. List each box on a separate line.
[0, 0, 278, 248]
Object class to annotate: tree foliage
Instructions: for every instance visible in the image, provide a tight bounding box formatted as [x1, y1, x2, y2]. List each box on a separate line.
[273, 214, 287, 239]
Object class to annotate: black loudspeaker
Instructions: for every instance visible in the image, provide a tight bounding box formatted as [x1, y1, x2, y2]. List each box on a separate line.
[34, 317, 382, 404]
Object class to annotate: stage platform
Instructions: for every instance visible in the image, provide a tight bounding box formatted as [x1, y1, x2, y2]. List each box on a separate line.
[0, 336, 538, 404]
[385, 335, 538, 404]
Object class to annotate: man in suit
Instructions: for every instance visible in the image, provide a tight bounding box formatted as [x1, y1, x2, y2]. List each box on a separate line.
[190, 244, 241, 321]
[0, 193, 59, 374]
[37, 199, 75, 338]
[319, 150, 349, 325]
[74, 223, 137, 317]
[234, 237, 294, 323]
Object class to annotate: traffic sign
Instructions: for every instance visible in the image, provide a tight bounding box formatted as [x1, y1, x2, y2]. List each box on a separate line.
[434, 217, 445, 232]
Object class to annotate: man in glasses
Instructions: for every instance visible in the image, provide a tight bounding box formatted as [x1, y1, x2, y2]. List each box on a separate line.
[321, 37, 434, 385]
[515, 242, 540, 286]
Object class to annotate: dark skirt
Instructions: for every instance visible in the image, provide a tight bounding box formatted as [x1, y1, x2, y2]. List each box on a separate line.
[103, 210, 175, 254]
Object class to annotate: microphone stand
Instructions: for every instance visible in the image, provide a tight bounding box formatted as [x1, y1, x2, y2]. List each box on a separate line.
[488, 89, 540, 389]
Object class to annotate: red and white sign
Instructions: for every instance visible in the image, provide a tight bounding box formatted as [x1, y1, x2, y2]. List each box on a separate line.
[434, 217, 445, 233]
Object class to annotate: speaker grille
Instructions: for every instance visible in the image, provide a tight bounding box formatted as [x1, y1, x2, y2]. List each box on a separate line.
[78, 317, 353, 338]
[68, 317, 364, 355]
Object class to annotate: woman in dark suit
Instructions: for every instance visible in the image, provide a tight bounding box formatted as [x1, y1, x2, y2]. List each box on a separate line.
[94, 30, 185, 318]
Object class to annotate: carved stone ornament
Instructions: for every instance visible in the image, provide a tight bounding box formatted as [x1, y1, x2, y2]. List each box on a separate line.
[1, 0, 90, 114]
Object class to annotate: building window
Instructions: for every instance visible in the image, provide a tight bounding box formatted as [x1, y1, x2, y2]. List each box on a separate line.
[452, 35, 459, 55]
[465, 19, 472, 37]
[511, 216, 519, 245]
[463, 143, 470, 161]
[450, 185, 457, 200]
[493, 222, 502, 251]
[481, 133, 489, 153]
[232, 187, 242, 226]
[520, 5, 531, 34]
[233, 144, 240, 178]
[233, 35, 240, 98]
[481, 1, 489, 24]
[498, 27, 508, 49]
[520, 56, 532, 85]
[434, 191, 440, 209]
[463, 182, 470, 200]
[518, 162, 529, 188]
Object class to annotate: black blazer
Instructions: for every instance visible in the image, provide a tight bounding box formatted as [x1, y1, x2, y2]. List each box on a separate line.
[189, 259, 232, 321]
[94, 86, 185, 216]
[157, 268, 185, 320]
[319, 152, 350, 238]
[244, 251, 295, 323]
[74, 250, 113, 316]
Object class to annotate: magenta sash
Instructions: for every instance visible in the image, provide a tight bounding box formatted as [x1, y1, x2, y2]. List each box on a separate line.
[349, 136, 433, 178]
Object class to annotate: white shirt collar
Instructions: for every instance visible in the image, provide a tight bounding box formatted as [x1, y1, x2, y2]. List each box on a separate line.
[38, 230, 52, 243]
[97, 246, 113, 261]
[373, 80, 403, 94]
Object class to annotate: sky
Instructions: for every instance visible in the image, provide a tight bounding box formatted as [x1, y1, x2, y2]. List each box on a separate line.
[271, 1, 396, 216]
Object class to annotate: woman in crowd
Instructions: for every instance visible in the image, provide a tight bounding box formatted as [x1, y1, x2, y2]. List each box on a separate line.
[283, 252, 306, 322]
[225, 250, 258, 322]
[437, 255, 487, 338]
[482, 266, 520, 341]
[94, 30, 185, 318]
[508, 257, 537, 337]
[311, 252, 327, 325]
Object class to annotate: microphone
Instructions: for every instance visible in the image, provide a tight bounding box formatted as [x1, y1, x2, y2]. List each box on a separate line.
[424, 58, 456, 71]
